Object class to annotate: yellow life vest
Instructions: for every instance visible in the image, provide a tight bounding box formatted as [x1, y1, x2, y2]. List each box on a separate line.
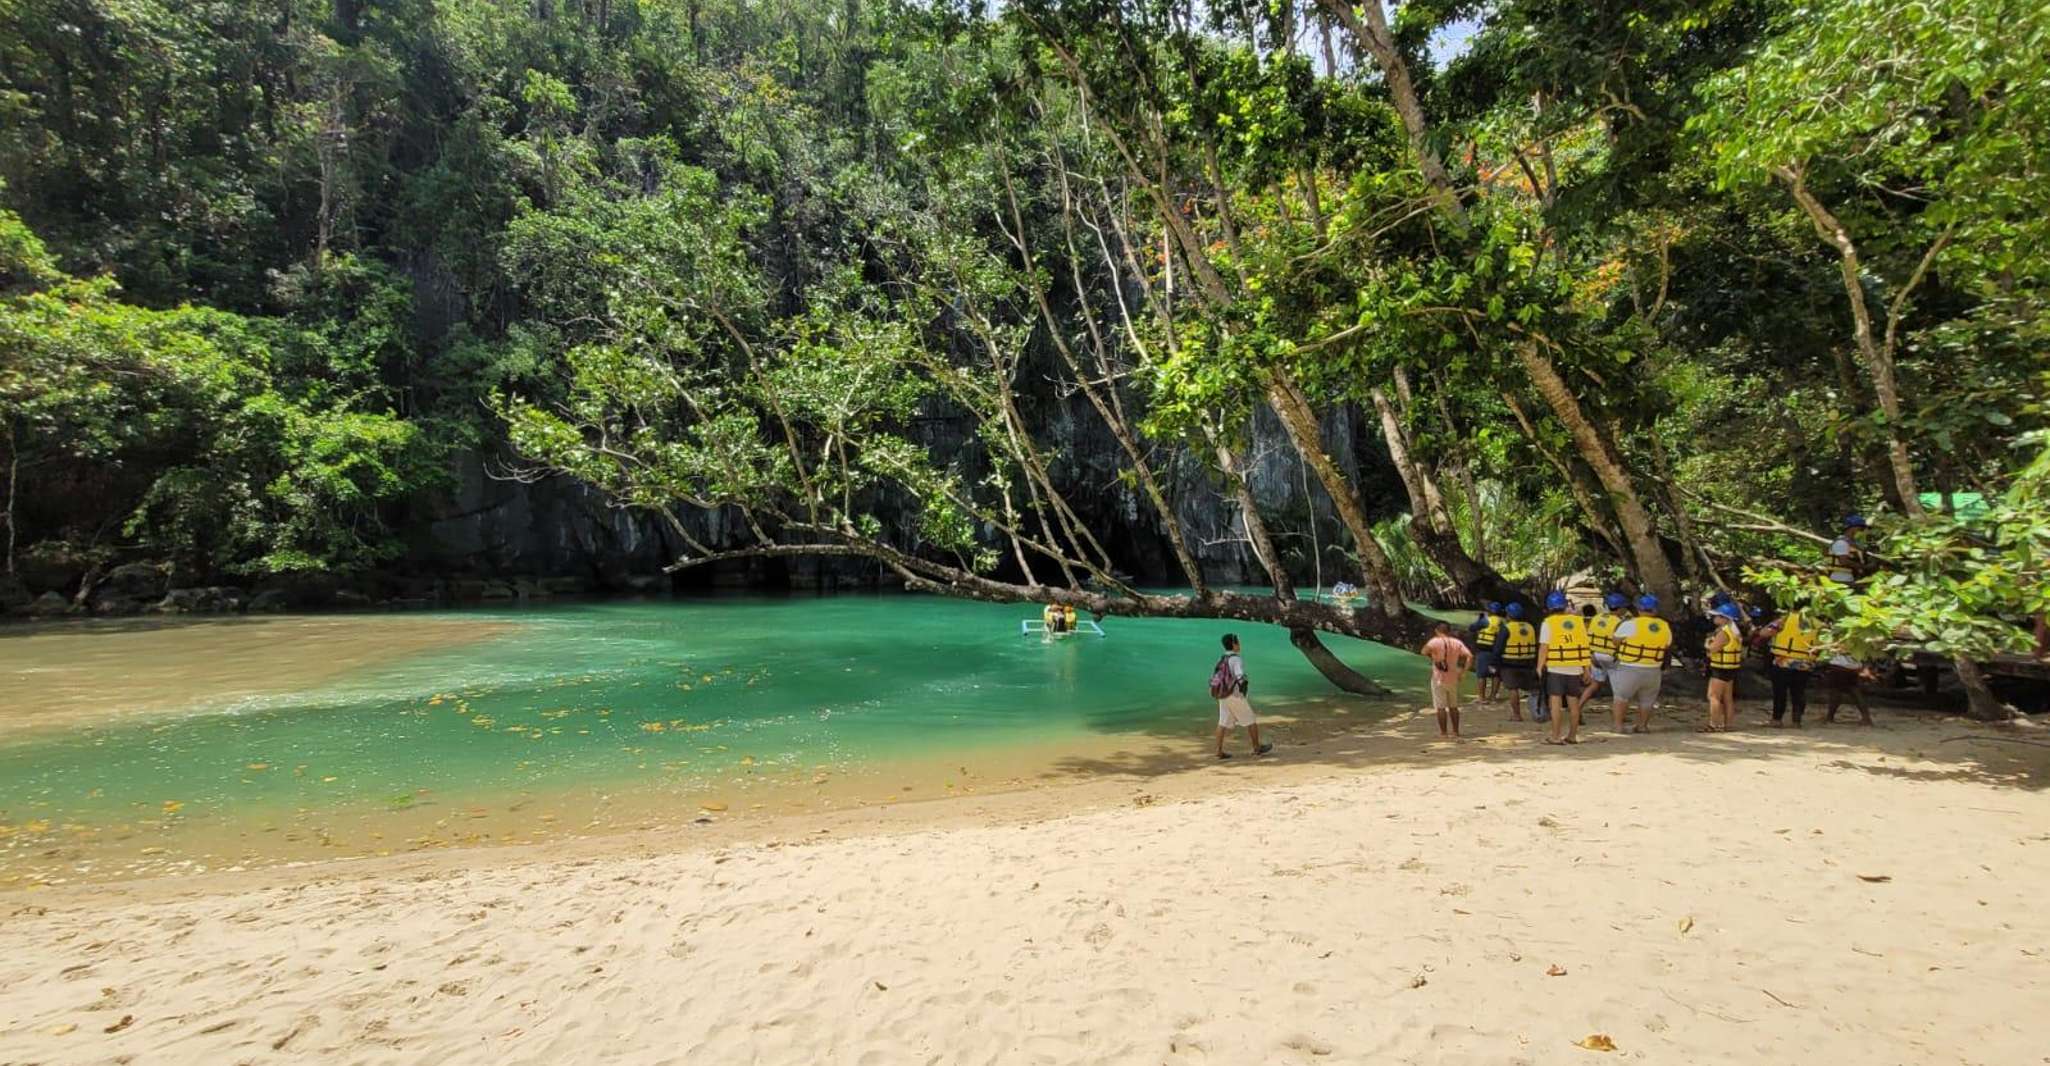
[1475, 613, 1503, 644]
[1542, 613, 1593, 669]
[1614, 616, 1671, 665]
[1707, 622, 1745, 669]
[1062, 605, 1078, 626]
[1588, 613, 1621, 656]
[1499, 620, 1538, 664]
[1770, 611, 1818, 664]
[1042, 605, 1060, 626]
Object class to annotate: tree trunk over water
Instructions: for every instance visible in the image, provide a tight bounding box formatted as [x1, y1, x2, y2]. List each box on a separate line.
[1292, 626, 1392, 695]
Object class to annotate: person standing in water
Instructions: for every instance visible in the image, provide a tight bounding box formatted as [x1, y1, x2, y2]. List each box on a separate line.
[1420, 622, 1473, 738]
[1211, 633, 1272, 760]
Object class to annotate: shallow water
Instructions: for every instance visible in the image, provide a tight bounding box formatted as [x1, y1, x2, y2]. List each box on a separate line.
[0, 594, 1424, 884]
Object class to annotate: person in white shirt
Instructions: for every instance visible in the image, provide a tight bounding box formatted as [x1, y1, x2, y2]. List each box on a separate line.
[1829, 514, 1869, 583]
[1214, 633, 1272, 760]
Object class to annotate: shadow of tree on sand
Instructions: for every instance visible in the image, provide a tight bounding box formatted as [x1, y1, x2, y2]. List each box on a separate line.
[1042, 696, 2050, 794]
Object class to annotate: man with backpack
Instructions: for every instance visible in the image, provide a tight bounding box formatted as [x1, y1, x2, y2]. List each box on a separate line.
[1210, 633, 1272, 760]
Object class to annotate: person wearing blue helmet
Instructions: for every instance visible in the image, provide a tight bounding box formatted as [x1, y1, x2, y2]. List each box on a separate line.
[1609, 594, 1671, 733]
[1468, 601, 1506, 703]
[1703, 601, 1746, 731]
[1537, 589, 1595, 743]
[1589, 592, 1626, 684]
[1493, 601, 1539, 722]
[1829, 514, 1870, 584]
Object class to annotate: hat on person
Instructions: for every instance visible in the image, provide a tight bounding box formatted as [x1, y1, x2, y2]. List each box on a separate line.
[1604, 592, 1627, 610]
[1506, 602, 1526, 619]
[1545, 589, 1569, 611]
[1843, 514, 1868, 529]
[1637, 594, 1659, 612]
[1485, 601, 1502, 613]
[1715, 602, 1743, 622]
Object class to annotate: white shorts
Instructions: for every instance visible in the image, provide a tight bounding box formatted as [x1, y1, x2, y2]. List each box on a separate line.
[1430, 675, 1460, 710]
[1218, 695, 1257, 728]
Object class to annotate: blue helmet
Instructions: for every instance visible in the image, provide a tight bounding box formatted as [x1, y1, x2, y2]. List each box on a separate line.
[1604, 592, 1627, 610]
[1545, 590, 1569, 612]
[1485, 601, 1502, 614]
[1636, 594, 1659, 613]
[1748, 606, 1765, 620]
[1709, 589, 1732, 607]
[1506, 602, 1526, 619]
[1843, 514, 1868, 529]
[1715, 602, 1742, 622]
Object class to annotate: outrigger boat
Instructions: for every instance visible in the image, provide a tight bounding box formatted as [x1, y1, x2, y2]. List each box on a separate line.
[1020, 618, 1106, 637]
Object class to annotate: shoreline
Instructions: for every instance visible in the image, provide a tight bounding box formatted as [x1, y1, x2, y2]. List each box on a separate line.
[3, 697, 2045, 1064]
[0, 691, 1403, 891]
[7, 690, 2029, 904]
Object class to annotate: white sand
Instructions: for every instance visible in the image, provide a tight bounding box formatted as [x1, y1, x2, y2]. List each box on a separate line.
[3, 702, 2047, 1064]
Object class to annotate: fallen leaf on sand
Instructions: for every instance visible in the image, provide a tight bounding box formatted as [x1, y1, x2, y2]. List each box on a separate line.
[1678, 916, 1695, 935]
[161, 801, 183, 814]
[873, 980, 888, 991]
[1546, 964, 1567, 977]
[700, 802, 728, 812]
[1576, 1034, 1617, 1052]
[1410, 974, 1428, 988]
[1857, 874, 1892, 883]
[1537, 816, 1561, 828]
[104, 1015, 134, 1034]
[46, 1023, 76, 1036]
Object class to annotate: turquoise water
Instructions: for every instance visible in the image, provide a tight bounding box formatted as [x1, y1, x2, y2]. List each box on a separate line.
[0, 593, 1423, 881]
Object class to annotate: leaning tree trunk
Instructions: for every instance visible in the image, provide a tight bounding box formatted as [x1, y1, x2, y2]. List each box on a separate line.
[1953, 656, 2011, 722]
[1291, 627, 1391, 695]
[1261, 370, 1408, 614]
[1370, 385, 1513, 602]
[1215, 436, 1391, 695]
[1515, 343, 1680, 605]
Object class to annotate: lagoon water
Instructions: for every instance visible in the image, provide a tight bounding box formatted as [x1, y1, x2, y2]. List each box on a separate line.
[0, 594, 1424, 885]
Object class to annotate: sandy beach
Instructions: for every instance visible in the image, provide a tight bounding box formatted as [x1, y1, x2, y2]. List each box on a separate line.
[4, 696, 2047, 1065]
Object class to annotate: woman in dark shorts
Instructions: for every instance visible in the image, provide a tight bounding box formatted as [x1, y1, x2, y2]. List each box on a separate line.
[1703, 603, 1745, 731]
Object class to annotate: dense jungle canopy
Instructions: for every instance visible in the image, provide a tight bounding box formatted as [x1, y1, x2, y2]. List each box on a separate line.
[2, 1, 2045, 711]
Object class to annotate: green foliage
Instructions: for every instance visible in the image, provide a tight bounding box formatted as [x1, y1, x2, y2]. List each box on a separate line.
[1751, 432, 2050, 663]
[0, 223, 429, 573]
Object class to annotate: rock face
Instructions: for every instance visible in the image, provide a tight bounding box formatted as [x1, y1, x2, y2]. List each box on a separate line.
[26, 591, 77, 617]
[87, 562, 169, 614]
[392, 396, 1395, 592]
[247, 589, 292, 613]
[15, 542, 92, 598]
[153, 587, 247, 614]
